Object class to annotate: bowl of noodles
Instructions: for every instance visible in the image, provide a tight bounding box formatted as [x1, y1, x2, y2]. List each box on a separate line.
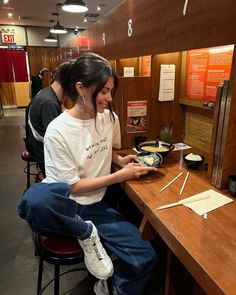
[136, 140, 174, 159]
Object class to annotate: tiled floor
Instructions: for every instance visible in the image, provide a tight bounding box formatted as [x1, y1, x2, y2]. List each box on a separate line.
[0, 108, 163, 295]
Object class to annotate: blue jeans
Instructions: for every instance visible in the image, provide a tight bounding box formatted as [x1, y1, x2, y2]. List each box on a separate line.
[17, 182, 158, 295]
[77, 201, 158, 295]
[17, 182, 93, 240]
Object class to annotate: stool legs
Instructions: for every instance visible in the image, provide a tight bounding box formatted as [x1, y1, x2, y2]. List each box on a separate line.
[37, 263, 110, 294]
[37, 258, 61, 295]
[37, 257, 44, 295]
[26, 160, 31, 189]
[54, 264, 60, 295]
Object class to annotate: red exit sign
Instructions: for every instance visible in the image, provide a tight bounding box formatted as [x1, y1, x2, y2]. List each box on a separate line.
[2, 33, 15, 43]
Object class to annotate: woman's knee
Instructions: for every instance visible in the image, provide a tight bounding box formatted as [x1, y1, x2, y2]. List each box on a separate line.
[131, 244, 158, 274]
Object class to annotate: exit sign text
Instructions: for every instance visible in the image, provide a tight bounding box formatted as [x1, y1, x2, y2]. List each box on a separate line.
[2, 33, 15, 43]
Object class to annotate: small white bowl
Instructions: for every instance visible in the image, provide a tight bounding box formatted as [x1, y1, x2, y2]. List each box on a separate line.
[137, 151, 163, 168]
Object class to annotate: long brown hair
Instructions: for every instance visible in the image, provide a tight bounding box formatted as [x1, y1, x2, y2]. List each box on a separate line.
[58, 53, 118, 122]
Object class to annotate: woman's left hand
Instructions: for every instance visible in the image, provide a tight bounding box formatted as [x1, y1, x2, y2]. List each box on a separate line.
[119, 154, 137, 167]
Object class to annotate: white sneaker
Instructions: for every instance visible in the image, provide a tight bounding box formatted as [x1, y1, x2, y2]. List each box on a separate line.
[94, 280, 109, 295]
[94, 279, 118, 295]
[79, 221, 114, 280]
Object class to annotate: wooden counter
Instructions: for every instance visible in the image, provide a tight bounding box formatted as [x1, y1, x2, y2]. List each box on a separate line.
[116, 150, 236, 295]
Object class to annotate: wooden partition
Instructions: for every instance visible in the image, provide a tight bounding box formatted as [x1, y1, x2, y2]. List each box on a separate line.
[13, 82, 30, 107]
[178, 46, 236, 185]
[212, 47, 236, 187]
[27, 46, 57, 76]
[149, 52, 184, 142]
[0, 82, 30, 107]
[0, 83, 17, 106]
[116, 57, 140, 77]
[55, 0, 236, 187]
[113, 76, 151, 149]
[108, 60, 116, 72]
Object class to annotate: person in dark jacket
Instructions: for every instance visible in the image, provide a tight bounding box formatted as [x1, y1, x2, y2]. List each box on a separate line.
[30, 68, 49, 98]
[25, 68, 63, 175]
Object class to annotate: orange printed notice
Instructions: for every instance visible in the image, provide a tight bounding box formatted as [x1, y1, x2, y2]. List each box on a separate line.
[185, 45, 233, 101]
[141, 56, 151, 77]
[127, 100, 147, 133]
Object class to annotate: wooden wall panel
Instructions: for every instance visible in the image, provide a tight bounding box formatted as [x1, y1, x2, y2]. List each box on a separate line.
[149, 52, 184, 142]
[112, 77, 123, 123]
[0, 82, 30, 107]
[113, 77, 151, 149]
[27, 46, 57, 76]
[0, 82, 16, 106]
[14, 82, 30, 107]
[77, 0, 236, 60]
[116, 58, 139, 77]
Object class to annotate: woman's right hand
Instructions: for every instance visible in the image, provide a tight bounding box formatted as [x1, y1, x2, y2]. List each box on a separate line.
[119, 162, 157, 181]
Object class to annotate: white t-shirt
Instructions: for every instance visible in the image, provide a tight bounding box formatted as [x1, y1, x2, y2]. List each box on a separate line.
[44, 110, 121, 205]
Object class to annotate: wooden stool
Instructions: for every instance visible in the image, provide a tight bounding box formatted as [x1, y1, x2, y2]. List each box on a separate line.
[21, 150, 38, 189]
[35, 234, 86, 295]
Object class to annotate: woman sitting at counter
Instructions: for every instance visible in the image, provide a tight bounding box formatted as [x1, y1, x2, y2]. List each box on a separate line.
[43, 53, 158, 295]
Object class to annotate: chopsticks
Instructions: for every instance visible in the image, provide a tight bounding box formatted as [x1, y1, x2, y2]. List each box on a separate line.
[179, 172, 190, 196]
[156, 194, 209, 210]
[159, 172, 183, 193]
[159, 171, 190, 195]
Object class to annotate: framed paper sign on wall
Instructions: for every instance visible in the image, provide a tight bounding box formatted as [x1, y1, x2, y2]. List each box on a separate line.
[158, 64, 175, 102]
[127, 100, 147, 133]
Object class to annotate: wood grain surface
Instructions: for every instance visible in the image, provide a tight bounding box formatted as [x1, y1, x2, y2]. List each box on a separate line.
[116, 150, 236, 295]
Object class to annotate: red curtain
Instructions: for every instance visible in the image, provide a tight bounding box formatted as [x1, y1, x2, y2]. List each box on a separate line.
[0, 50, 14, 82]
[11, 51, 28, 82]
[0, 49, 28, 82]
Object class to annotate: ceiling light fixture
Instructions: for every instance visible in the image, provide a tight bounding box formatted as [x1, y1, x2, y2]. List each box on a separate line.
[50, 12, 67, 34]
[96, 5, 101, 11]
[62, 0, 88, 13]
[44, 33, 58, 43]
[44, 20, 58, 43]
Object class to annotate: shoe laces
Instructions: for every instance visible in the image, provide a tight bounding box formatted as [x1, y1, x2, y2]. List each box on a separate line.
[85, 235, 105, 260]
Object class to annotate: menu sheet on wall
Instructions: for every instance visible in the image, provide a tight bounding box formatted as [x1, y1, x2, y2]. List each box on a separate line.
[158, 64, 175, 101]
[185, 45, 234, 101]
[127, 100, 147, 133]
